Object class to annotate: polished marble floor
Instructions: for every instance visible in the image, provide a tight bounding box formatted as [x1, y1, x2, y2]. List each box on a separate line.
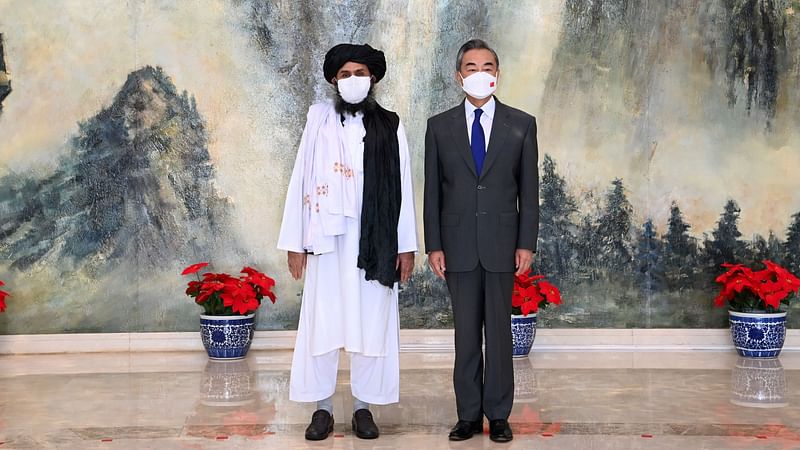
[1, 350, 800, 449]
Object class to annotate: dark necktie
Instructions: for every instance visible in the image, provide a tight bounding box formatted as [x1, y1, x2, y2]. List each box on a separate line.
[471, 108, 486, 176]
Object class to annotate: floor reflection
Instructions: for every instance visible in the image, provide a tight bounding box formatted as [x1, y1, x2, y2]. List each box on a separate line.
[186, 358, 278, 440]
[0, 351, 799, 449]
[730, 357, 788, 408]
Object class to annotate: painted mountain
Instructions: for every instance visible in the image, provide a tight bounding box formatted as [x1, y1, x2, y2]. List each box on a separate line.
[1, 1, 799, 333]
[0, 33, 10, 115]
[0, 66, 241, 333]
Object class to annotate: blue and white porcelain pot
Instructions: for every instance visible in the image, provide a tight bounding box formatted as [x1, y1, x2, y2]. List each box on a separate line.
[511, 313, 537, 358]
[728, 311, 787, 358]
[200, 313, 256, 360]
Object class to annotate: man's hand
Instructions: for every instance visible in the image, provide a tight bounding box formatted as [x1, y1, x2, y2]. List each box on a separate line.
[396, 252, 415, 284]
[515, 249, 534, 276]
[427, 250, 447, 280]
[287, 251, 307, 280]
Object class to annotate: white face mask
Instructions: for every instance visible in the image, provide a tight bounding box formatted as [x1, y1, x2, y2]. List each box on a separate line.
[337, 76, 372, 104]
[460, 71, 497, 100]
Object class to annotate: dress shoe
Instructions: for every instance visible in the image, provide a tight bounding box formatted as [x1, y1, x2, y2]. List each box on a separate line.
[489, 419, 513, 442]
[448, 419, 483, 441]
[352, 409, 380, 439]
[305, 409, 334, 441]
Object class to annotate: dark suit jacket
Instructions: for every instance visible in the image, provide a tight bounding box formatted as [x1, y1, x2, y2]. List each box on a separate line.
[423, 98, 539, 273]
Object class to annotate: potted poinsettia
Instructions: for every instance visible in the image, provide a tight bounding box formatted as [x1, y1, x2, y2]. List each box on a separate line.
[0, 279, 9, 313]
[511, 271, 562, 357]
[714, 260, 800, 358]
[182, 262, 277, 360]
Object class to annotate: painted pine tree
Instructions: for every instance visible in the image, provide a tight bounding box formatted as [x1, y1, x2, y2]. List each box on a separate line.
[785, 212, 800, 275]
[662, 202, 698, 288]
[703, 200, 747, 274]
[537, 155, 579, 280]
[748, 232, 784, 266]
[596, 179, 634, 275]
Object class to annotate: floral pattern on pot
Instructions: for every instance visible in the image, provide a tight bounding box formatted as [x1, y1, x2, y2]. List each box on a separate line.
[511, 314, 537, 358]
[729, 311, 787, 358]
[200, 314, 255, 360]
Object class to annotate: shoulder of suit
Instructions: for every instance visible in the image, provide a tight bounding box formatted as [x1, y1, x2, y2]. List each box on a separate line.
[496, 101, 536, 123]
[427, 103, 462, 125]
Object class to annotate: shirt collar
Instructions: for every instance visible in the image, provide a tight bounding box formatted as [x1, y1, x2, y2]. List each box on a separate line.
[464, 96, 496, 120]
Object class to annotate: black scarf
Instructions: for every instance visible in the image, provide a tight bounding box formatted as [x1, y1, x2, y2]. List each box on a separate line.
[357, 104, 401, 288]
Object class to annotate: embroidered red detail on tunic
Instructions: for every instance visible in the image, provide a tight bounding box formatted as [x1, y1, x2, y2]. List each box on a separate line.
[333, 162, 354, 179]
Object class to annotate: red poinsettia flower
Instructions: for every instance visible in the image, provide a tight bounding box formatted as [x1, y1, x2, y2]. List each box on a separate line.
[201, 280, 227, 293]
[241, 266, 260, 277]
[0, 280, 8, 312]
[195, 280, 226, 304]
[182, 262, 210, 276]
[515, 271, 544, 287]
[258, 288, 277, 304]
[512, 271, 561, 316]
[524, 284, 544, 301]
[512, 289, 526, 308]
[537, 281, 562, 305]
[241, 268, 277, 304]
[182, 264, 277, 315]
[186, 280, 202, 297]
[729, 274, 757, 294]
[521, 300, 538, 315]
[202, 272, 234, 284]
[716, 263, 755, 284]
[764, 290, 789, 309]
[714, 261, 800, 311]
[222, 283, 259, 315]
[764, 260, 800, 292]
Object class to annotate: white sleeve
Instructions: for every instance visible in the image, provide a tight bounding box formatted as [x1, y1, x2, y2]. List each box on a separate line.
[276, 123, 309, 253]
[396, 121, 419, 253]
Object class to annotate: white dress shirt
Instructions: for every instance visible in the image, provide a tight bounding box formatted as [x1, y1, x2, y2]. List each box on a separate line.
[465, 96, 495, 152]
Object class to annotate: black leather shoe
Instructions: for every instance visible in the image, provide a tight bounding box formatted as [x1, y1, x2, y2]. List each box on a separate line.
[352, 409, 380, 439]
[489, 419, 513, 443]
[448, 420, 483, 441]
[305, 409, 334, 441]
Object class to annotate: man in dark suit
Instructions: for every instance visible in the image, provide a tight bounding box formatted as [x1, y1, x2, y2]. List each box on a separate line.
[423, 39, 539, 443]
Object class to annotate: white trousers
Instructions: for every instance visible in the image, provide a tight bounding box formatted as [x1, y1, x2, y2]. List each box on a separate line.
[289, 335, 400, 405]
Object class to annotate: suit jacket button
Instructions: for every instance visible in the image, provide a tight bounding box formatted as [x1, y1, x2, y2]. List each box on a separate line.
[477, 185, 486, 190]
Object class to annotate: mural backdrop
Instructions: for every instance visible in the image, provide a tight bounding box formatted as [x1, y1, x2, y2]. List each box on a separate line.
[1, 0, 799, 334]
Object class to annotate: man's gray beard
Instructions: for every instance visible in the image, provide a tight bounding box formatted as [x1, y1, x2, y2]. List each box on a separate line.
[334, 89, 377, 116]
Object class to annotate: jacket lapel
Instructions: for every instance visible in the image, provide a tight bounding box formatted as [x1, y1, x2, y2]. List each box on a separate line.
[448, 104, 478, 178]
[480, 100, 509, 180]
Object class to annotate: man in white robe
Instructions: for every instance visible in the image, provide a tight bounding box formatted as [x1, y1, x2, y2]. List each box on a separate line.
[277, 43, 417, 441]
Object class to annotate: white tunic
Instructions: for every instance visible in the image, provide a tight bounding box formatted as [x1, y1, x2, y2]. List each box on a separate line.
[278, 103, 418, 358]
